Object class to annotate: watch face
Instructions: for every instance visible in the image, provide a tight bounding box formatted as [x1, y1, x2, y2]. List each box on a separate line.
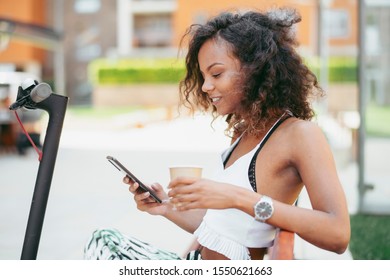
[256, 201, 273, 219]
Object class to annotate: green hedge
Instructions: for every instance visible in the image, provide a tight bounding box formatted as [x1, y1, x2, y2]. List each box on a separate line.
[89, 57, 357, 85]
[89, 58, 186, 85]
[306, 57, 357, 83]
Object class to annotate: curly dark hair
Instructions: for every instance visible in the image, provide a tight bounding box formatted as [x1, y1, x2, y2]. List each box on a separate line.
[179, 8, 323, 137]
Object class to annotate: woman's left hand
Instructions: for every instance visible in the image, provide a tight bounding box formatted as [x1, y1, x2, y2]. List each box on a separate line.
[167, 177, 239, 211]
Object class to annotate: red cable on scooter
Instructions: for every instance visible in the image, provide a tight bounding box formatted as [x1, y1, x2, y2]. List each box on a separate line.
[14, 110, 43, 161]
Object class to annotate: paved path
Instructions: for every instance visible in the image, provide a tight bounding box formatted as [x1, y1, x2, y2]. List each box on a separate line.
[0, 109, 388, 259]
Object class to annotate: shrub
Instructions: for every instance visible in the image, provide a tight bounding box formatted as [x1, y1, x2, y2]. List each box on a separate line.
[305, 56, 357, 83]
[89, 57, 357, 85]
[89, 58, 186, 85]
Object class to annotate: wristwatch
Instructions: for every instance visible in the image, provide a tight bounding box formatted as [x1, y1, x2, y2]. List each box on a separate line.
[254, 195, 274, 222]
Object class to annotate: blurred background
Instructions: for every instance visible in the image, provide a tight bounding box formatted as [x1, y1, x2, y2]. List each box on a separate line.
[0, 0, 389, 260]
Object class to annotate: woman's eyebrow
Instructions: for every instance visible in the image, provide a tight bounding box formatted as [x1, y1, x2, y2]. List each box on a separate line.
[206, 62, 224, 72]
[199, 62, 224, 75]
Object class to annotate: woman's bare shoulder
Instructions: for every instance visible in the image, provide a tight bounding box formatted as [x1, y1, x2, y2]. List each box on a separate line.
[285, 118, 325, 139]
[282, 118, 330, 158]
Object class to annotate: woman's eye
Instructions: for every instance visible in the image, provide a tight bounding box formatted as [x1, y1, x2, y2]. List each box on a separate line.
[212, 73, 221, 78]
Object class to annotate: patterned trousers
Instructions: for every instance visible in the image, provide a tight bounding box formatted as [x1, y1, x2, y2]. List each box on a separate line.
[84, 228, 201, 260]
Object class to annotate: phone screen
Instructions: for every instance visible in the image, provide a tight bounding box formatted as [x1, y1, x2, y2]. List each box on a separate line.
[106, 155, 162, 203]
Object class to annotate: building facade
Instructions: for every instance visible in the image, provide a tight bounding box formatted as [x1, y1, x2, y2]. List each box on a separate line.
[2, 0, 388, 105]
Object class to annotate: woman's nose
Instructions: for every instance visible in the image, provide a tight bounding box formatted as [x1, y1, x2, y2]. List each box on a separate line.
[202, 78, 214, 93]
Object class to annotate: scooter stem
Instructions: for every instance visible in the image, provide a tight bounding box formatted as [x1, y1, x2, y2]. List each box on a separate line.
[20, 93, 68, 260]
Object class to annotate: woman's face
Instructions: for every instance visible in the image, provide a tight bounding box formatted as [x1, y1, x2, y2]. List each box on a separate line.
[198, 38, 244, 116]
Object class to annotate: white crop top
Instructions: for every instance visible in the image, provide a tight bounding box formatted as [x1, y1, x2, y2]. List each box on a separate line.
[193, 112, 292, 260]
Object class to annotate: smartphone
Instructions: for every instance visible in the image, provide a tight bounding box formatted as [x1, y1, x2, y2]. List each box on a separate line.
[106, 155, 162, 203]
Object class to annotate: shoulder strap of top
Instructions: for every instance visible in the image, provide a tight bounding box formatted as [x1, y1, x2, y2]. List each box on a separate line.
[222, 135, 242, 167]
[248, 111, 293, 192]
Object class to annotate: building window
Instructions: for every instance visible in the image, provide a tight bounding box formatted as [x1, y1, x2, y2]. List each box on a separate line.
[134, 14, 172, 47]
[74, 0, 101, 14]
[74, 26, 102, 61]
[327, 9, 349, 39]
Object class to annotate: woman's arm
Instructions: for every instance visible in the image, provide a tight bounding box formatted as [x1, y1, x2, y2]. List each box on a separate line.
[235, 122, 350, 253]
[278, 121, 350, 253]
[163, 207, 207, 234]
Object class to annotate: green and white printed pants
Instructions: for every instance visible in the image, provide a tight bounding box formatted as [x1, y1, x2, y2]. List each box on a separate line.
[84, 228, 201, 260]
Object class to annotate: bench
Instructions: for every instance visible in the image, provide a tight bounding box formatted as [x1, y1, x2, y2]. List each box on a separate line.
[184, 228, 295, 260]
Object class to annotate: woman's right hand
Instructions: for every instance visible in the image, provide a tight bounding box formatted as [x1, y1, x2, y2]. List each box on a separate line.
[123, 176, 172, 216]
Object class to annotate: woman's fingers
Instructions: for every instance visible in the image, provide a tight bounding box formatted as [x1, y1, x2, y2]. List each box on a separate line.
[168, 177, 198, 189]
[128, 181, 140, 194]
[169, 190, 200, 207]
[134, 191, 150, 202]
[123, 176, 134, 185]
[168, 181, 198, 196]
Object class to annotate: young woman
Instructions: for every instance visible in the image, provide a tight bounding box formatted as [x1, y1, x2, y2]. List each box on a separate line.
[84, 8, 350, 260]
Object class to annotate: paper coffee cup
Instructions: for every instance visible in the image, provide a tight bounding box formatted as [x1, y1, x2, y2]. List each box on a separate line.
[168, 166, 202, 210]
[169, 166, 203, 180]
